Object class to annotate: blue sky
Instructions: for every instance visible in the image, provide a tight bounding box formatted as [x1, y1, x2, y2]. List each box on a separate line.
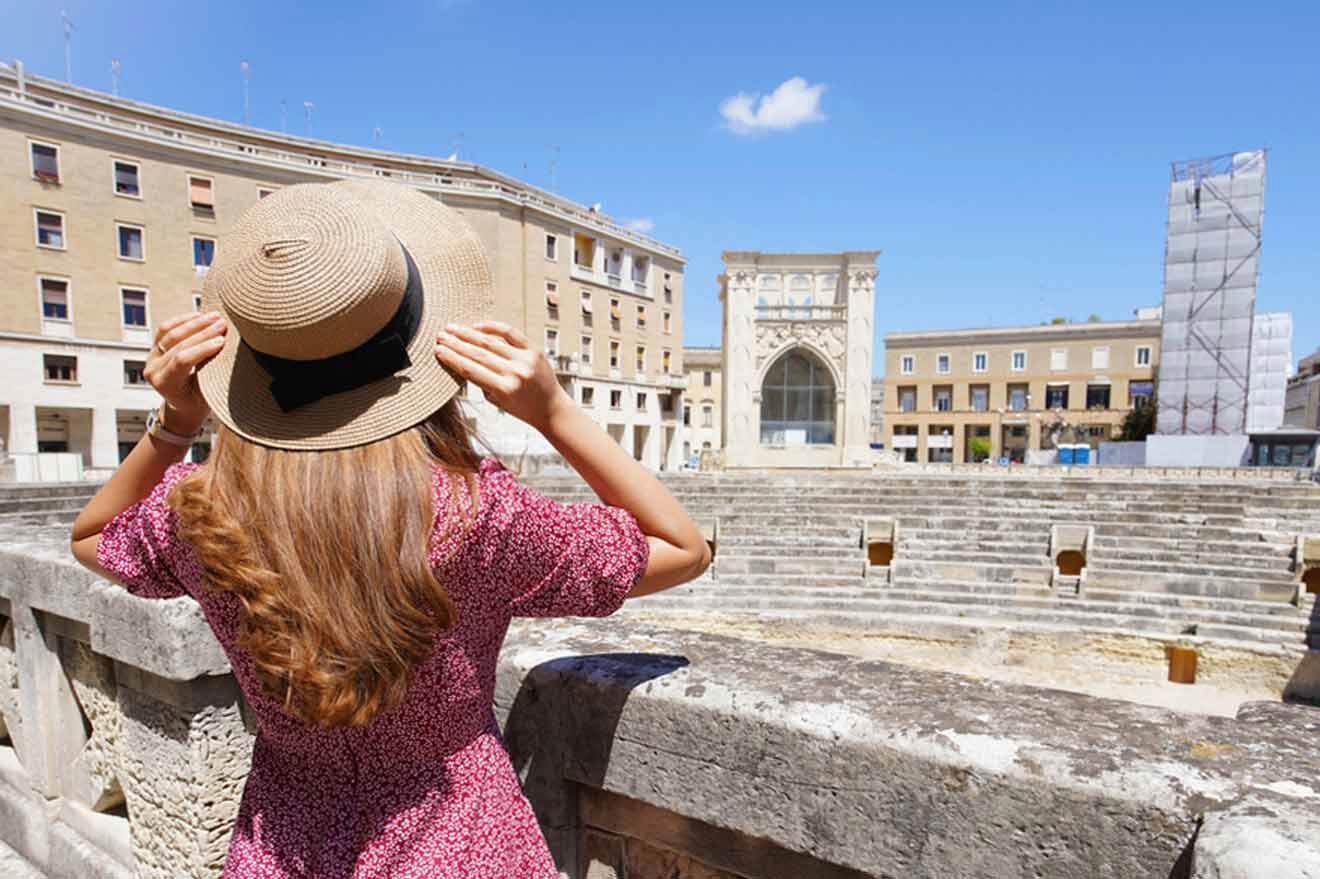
[7, 1, 1319, 372]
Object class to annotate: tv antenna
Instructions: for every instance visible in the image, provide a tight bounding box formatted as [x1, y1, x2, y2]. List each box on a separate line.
[451, 132, 464, 160]
[303, 100, 314, 136]
[60, 10, 76, 82]
[240, 60, 251, 125]
[373, 126, 382, 146]
[110, 58, 120, 96]
[279, 99, 288, 132]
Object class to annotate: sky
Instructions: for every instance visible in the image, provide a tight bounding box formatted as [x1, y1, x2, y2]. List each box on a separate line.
[6, 1, 1319, 373]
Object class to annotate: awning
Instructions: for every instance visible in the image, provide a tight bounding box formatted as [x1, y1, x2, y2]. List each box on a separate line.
[610, 304, 621, 320]
[546, 290, 560, 307]
[581, 295, 593, 313]
[189, 177, 214, 208]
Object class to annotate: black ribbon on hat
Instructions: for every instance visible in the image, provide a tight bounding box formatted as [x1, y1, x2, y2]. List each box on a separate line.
[247, 244, 424, 413]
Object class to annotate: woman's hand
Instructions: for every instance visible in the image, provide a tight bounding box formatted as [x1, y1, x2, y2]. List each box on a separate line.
[144, 311, 227, 434]
[435, 320, 572, 432]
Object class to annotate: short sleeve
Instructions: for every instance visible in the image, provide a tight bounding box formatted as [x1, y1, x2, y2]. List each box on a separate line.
[95, 462, 200, 600]
[469, 460, 649, 618]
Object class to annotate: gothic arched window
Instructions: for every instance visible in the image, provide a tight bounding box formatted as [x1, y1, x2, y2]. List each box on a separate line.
[759, 348, 836, 445]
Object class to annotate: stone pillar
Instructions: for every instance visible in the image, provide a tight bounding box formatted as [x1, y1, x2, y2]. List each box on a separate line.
[842, 261, 877, 467]
[8, 404, 38, 455]
[91, 406, 120, 470]
[720, 265, 757, 468]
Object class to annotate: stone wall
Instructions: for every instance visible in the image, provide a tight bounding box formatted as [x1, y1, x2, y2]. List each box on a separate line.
[1, 538, 1319, 878]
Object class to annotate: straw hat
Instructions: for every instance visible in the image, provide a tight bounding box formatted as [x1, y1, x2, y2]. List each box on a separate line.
[196, 179, 493, 450]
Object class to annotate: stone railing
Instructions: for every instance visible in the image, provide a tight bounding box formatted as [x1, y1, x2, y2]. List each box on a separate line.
[874, 460, 1315, 482]
[1, 538, 1319, 877]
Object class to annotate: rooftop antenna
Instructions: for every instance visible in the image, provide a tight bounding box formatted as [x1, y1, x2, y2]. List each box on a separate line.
[240, 60, 251, 125]
[110, 58, 120, 96]
[451, 131, 464, 160]
[279, 99, 287, 132]
[303, 100, 314, 136]
[373, 126, 382, 146]
[60, 10, 76, 82]
[549, 144, 560, 191]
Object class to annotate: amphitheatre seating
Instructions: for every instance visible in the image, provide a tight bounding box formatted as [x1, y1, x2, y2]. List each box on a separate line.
[529, 469, 1320, 657]
[0, 481, 98, 530]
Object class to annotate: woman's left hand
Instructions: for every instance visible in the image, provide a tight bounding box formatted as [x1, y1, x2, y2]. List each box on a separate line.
[144, 311, 228, 433]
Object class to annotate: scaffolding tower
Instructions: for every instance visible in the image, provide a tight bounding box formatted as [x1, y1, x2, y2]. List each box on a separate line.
[1156, 149, 1266, 436]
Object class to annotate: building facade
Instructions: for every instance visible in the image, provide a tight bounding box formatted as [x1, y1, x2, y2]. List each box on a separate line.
[0, 62, 686, 474]
[1285, 346, 1320, 431]
[883, 319, 1161, 464]
[720, 251, 878, 469]
[681, 346, 723, 462]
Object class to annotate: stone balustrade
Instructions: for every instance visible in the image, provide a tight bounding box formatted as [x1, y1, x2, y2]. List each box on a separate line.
[1, 537, 1320, 878]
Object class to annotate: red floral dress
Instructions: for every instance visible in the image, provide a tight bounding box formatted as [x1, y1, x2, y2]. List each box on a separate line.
[96, 457, 649, 878]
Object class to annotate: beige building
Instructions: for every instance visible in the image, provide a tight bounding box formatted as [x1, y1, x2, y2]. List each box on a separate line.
[0, 61, 686, 475]
[1285, 346, 1320, 431]
[720, 251, 878, 469]
[884, 319, 1161, 463]
[682, 346, 723, 462]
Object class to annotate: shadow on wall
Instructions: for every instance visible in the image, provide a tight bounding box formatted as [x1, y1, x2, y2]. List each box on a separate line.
[501, 652, 689, 871]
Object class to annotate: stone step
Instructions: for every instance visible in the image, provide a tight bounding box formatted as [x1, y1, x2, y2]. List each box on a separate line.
[899, 539, 1051, 558]
[0, 495, 90, 514]
[717, 556, 864, 576]
[0, 482, 98, 499]
[1085, 568, 1299, 603]
[1090, 556, 1297, 583]
[892, 559, 1052, 586]
[715, 544, 863, 560]
[719, 532, 860, 548]
[1090, 549, 1292, 574]
[1090, 535, 1290, 559]
[703, 573, 865, 589]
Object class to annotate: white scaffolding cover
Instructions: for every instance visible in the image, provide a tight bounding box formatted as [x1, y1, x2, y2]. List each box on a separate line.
[1246, 311, 1292, 432]
[1156, 149, 1266, 435]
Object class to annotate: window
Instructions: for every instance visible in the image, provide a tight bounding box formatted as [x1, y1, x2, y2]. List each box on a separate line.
[934, 386, 952, 412]
[574, 233, 595, 268]
[702, 405, 713, 428]
[609, 389, 622, 409]
[972, 352, 988, 373]
[1130, 380, 1154, 410]
[636, 305, 647, 329]
[900, 355, 915, 375]
[609, 340, 620, 369]
[662, 349, 672, 373]
[580, 335, 592, 365]
[1086, 383, 1111, 409]
[1008, 383, 1029, 411]
[43, 354, 76, 382]
[258, 187, 276, 199]
[189, 175, 215, 210]
[899, 386, 917, 412]
[117, 224, 145, 260]
[663, 311, 672, 334]
[192, 293, 203, 312]
[124, 360, 148, 386]
[122, 289, 148, 327]
[544, 328, 558, 356]
[609, 298, 621, 329]
[637, 392, 647, 410]
[703, 370, 713, 387]
[40, 278, 69, 320]
[663, 272, 673, 303]
[545, 234, 558, 261]
[580, 290, 593, 320]
[936, 353, 951, 375]
[545, 282, 559, 319]
[971, 384, 990, 412]
[193, 236, 216, 268]
[113, 160, 141, 197]
[1050, 348, 1067, 371]
[683, 405, 691, 426]
[635, 345, 646, 373]
[35, 210, 65, 249]
[1011, 350, 1027, 372]
[1135, 345, 1153, 368]
[30, 142, 59, 182]
[760, 349, 836, 445]
[1091, 346, 1110, 370]
[581, 385, 595, 406]
[1046, 384, 1069, 409]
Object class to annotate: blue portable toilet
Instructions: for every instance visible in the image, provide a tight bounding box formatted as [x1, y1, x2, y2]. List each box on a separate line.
[1058, 445, 1075, 465]
[1073, 444, 1091, 465]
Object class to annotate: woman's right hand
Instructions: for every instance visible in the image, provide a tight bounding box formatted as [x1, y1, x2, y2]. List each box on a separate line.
[435, 320, 573, 432]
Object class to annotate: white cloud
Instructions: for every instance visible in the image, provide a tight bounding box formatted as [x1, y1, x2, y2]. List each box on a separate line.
[624, 218, 656, 234]
[719, 76, 827, 135]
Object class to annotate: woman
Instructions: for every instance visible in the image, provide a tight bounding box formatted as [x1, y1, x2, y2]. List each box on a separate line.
[70, 180, 710, 878]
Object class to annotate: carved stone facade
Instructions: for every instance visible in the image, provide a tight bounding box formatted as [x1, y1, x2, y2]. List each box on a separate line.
[720, 252, 878, 468]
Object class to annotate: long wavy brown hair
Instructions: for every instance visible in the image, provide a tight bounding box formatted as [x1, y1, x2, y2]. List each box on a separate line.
[168, 400, 483, 728]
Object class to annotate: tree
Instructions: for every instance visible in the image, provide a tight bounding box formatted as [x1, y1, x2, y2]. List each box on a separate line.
[1050, 316, 1068, 325]
[1087, 313, 1102, 322]
[1119, 398, 1157, 442]
[968, 436, 993, 462]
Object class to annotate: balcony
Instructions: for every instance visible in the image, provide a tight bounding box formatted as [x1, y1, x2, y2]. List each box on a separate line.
[754, 304, 846, 322]
[571, 262, 595, 282]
